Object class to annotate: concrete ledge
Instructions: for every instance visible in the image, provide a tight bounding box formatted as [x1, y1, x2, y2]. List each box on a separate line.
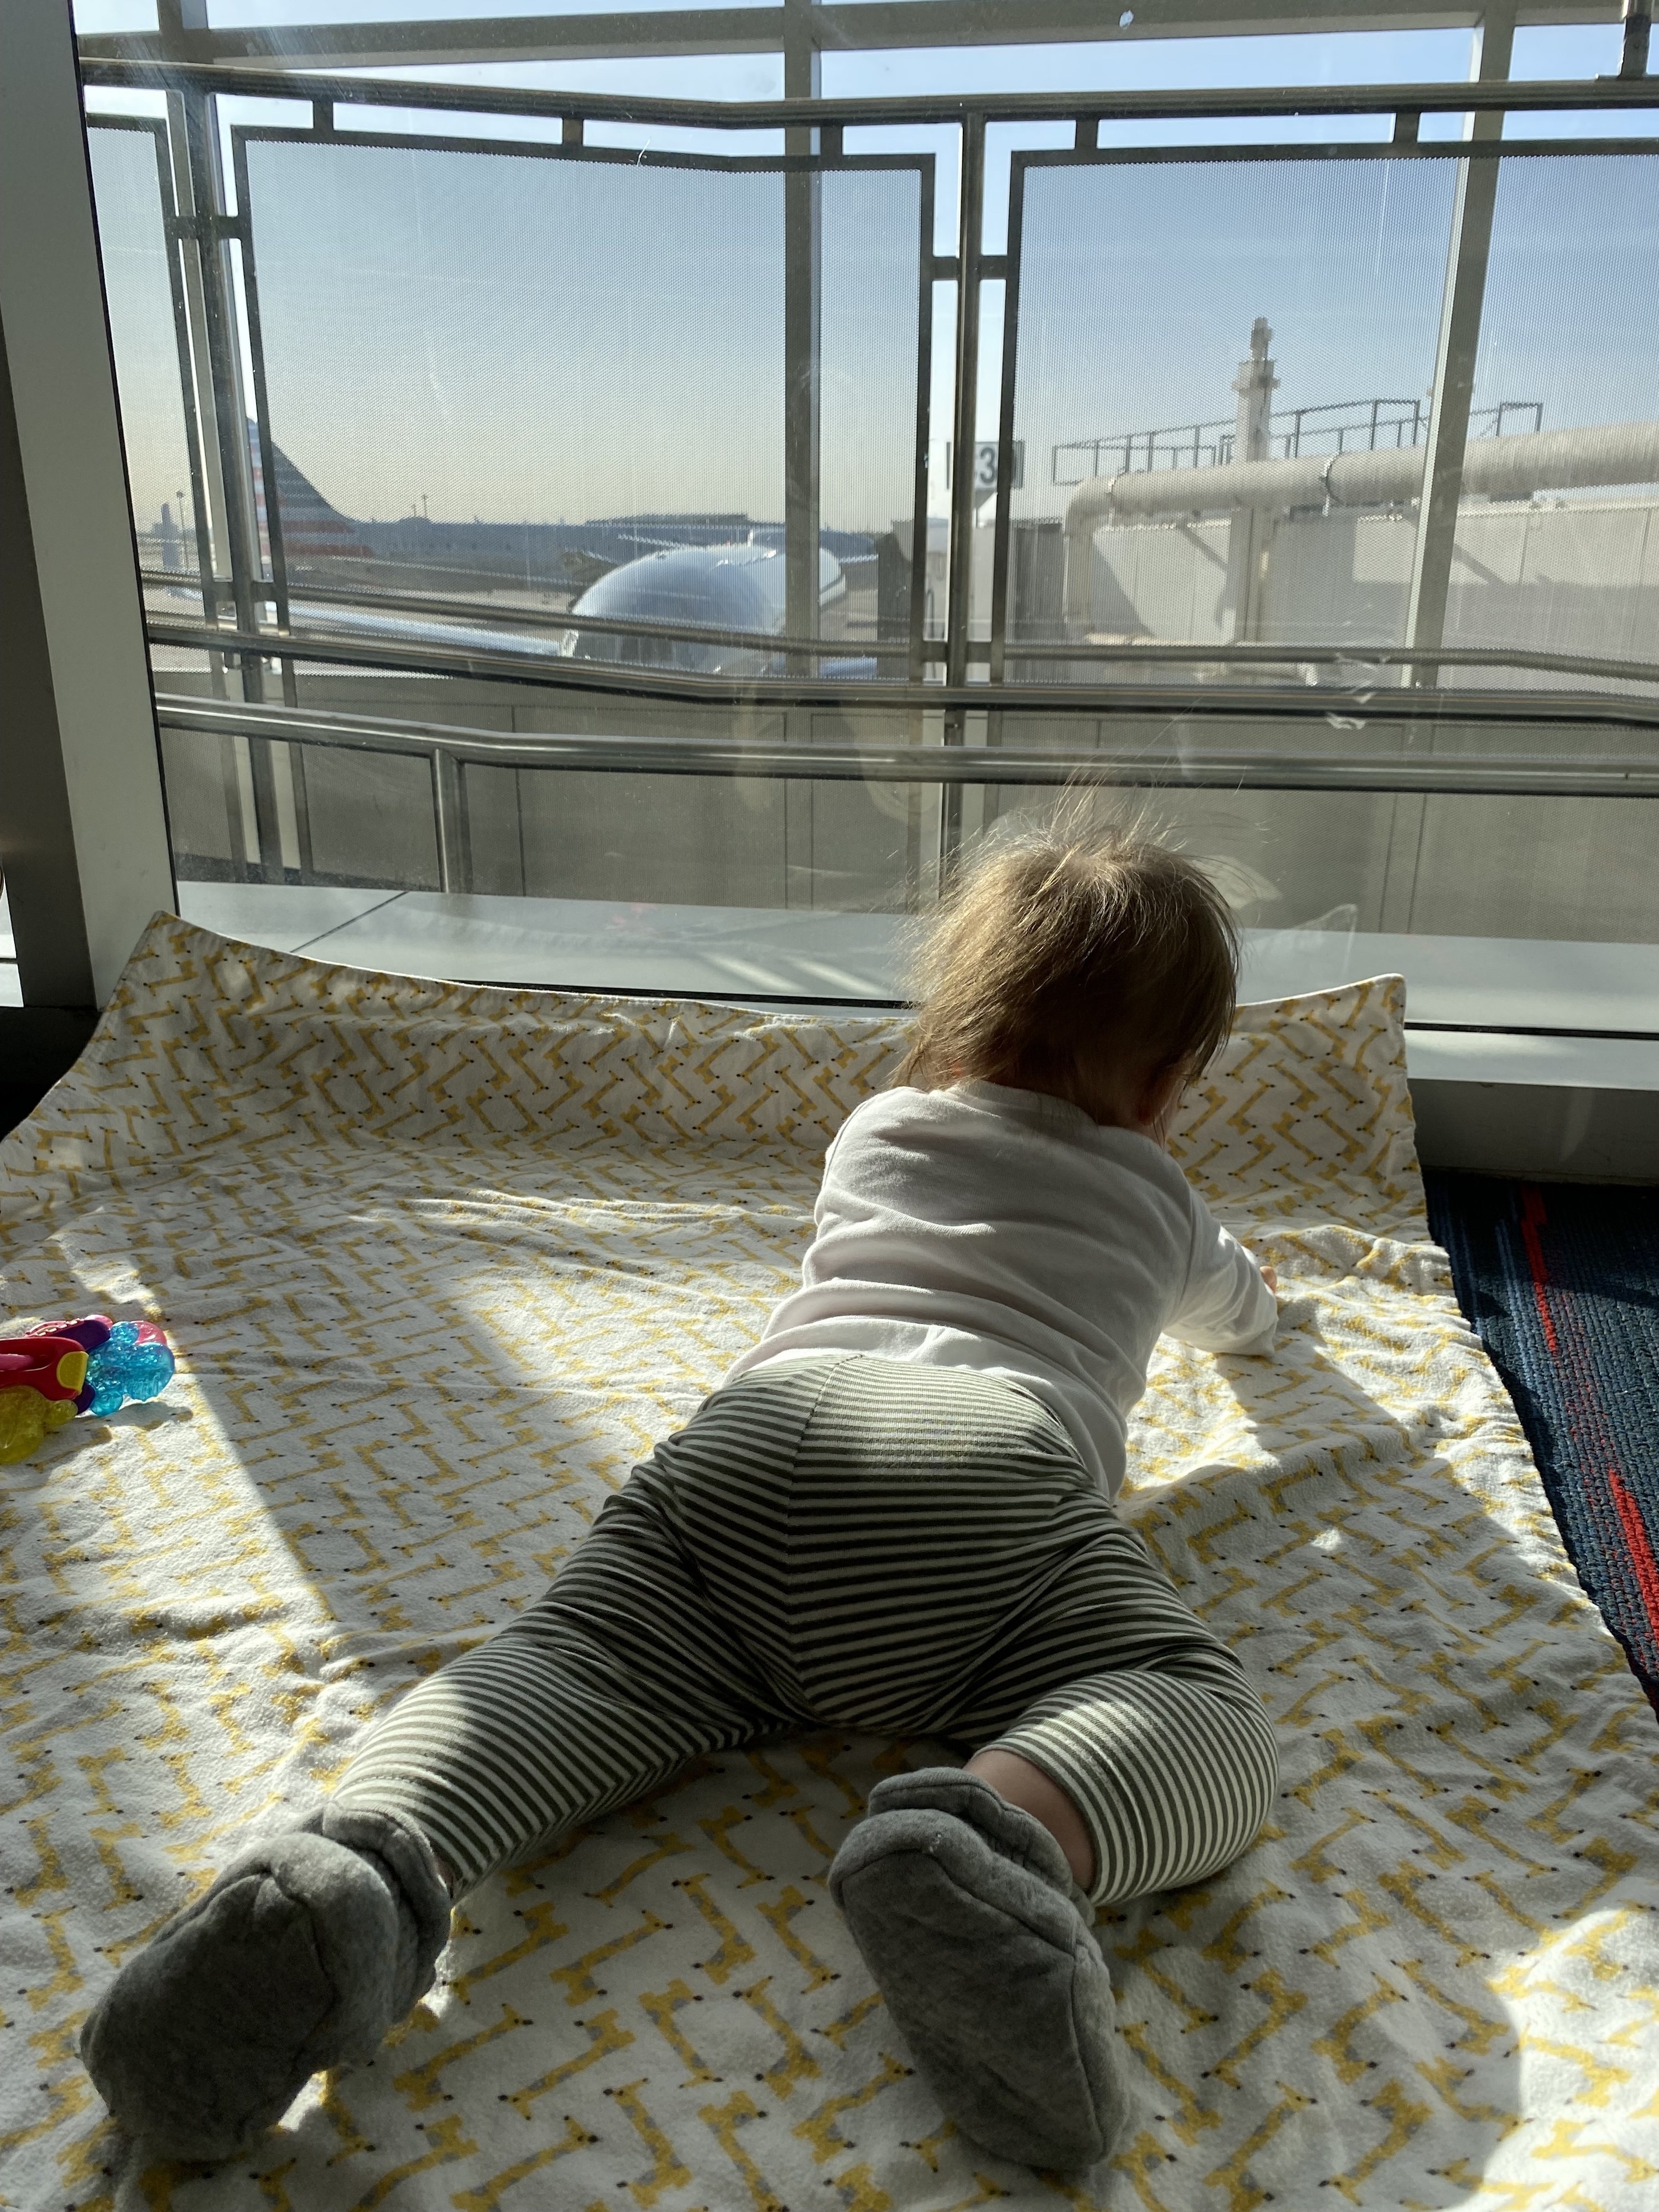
[1410, 1079, 1659, 1182]
[1406, 1030, 1659, 1182]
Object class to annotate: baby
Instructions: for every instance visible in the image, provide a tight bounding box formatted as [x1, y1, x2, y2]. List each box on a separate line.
[81, 825, 1281, 2172]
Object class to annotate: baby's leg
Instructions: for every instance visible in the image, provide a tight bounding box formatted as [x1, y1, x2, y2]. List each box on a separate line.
[81, 1479, 787, 2161]
[961, 1743, 1096, 1886]
[831, 1500, 1277, 2171]
[960, 1500, 1279, 1907]
[971, 1639, 1279, 1907]
[329, 1474, 789, 1891]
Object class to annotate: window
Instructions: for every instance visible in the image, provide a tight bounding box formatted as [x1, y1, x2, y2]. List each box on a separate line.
[72, 5, 1659, 1033]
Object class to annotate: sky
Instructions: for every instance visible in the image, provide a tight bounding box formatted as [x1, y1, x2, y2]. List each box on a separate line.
[240, 135, 919, 528]
[79, 12, 1659, 539]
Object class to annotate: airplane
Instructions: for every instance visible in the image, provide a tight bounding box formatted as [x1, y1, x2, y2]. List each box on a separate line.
[556, 538, 851, 675]
[142, 435, 874, 676]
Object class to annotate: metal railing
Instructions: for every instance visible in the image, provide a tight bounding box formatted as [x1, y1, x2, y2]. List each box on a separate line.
[77, 57, 1659, 132]
[155, 689, 1659, 898]
[82, 51, 1659, 894]
[1052, 397, 1547, 485]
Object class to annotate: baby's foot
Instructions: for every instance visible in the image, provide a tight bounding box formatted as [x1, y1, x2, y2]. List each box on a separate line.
[80, 1804, 451, 2161]
[828, 1767, 1128, 2171]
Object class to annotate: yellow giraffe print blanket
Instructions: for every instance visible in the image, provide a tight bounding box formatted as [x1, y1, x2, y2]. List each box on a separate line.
[1, 914, 1655, 2211]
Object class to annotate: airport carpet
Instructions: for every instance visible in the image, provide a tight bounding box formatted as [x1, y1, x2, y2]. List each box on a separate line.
[2, 921, 1657, 2211]
[1426, 1171, 1659, 1711]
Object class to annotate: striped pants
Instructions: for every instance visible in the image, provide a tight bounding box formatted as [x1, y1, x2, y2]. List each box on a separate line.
[333, 1355, 1279, 1908]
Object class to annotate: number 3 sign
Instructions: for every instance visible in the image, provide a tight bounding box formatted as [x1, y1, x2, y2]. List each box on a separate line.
[944, 441, 1025, 504]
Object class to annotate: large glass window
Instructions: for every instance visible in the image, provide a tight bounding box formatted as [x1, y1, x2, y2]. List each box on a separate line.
[1003, 151, 1460, 654]
[72, 8, 1659, 1032]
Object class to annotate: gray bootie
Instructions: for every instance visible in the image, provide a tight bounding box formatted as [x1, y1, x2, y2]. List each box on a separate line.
[828, 1767, 1128, 2172]
[80, 1804, 451, 2162]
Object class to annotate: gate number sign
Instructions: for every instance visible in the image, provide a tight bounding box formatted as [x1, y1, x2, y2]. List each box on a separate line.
[944, 441, 1025, 504]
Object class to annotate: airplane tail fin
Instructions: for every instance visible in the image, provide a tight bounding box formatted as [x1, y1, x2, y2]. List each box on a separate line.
[247, 423, 377, 565]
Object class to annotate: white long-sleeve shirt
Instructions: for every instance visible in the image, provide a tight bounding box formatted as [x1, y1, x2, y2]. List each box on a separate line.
[727, 1079, 1277, 1498]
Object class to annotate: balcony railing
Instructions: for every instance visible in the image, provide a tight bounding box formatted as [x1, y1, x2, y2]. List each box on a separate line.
[80, 52, 1659, 895]
[1052, 397, 1548, 485]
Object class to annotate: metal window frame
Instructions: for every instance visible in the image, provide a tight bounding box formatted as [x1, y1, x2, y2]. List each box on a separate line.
[85, 109, 265, 884]
[110, 77, 1659, 723]
[226, 116, 936, 671]
[93, 60, 1659, 724]
[1404, 2, 1514, 682]
[76, 56, 1659, 125]
[72, 51, 1659, 931]
[84, 114, 220, 630]
[986, 127, 1659, 703]
[75, 3, 1632, 76]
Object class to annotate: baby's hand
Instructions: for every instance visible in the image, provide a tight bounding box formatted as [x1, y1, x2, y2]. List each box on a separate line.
[1260, 1264, 1279, 1294]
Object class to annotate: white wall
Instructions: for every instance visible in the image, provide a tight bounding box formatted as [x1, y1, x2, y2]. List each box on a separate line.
[1088, 495, 1659, 672]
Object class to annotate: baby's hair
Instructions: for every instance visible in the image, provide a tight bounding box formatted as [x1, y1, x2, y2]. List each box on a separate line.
[896, 817, 1240, 1115]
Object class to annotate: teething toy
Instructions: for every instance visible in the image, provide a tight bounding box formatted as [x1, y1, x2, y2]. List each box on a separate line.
[0, 1315, 176, 1464]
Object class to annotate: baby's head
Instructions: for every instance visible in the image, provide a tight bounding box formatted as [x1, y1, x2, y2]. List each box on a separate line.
[898, 822, 1239, 1137]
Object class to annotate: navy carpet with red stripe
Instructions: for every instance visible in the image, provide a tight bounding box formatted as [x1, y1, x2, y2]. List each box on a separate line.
[1425, 1172, 1659, 1710]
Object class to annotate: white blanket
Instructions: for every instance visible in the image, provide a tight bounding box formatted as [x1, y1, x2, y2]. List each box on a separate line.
[1, 915, 1655, 2211]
